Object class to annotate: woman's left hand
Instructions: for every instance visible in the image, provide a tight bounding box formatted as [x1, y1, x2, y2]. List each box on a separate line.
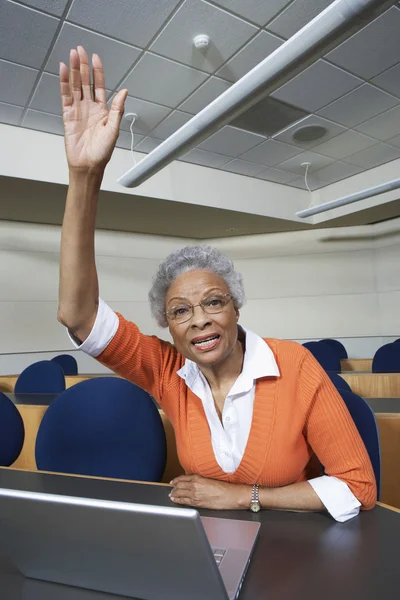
[169, 474, 251, 510]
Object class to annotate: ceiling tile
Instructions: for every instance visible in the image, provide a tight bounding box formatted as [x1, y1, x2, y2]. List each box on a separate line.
[231, 97, 308, 137]
[121, 53, 208, 108]
[19, 0, 68, 17]
[199, 126, 265, 157]
[67, 0, 181, 48]
[116, 131, 144, 151]
[271, 60, 362, 112]
[118, 96, 171, 136]
[150, 0, 257, 74]
[267, 0, 332, 39]
[180, 77, 231, 114]
[372, 63, 400, 99]
[277, 150, 335, 175]
[135, 137, 163, 153]
[273, 115, 346, 149]
[180, 148, 230, 168]
[0, 102, 23, 126]
[22, 109, 64, 135]
[151, 111, 193, 139]
[288, 175, 321, 191]
[17, 0, 68, 16]
[313, 130, 378, 159]
[216, 31, 282, 82]
[241, 139, 302, 166]
[345, 143, 400, 169]
[317, 84, 399, 128]
[327, 6, 400, 79]
[314, 161, 364, 185]
[211, 0, 291, 26]
[0, 1, 59, 69]
[256, 168, 298, 184]
[221, 159, 267, 177]
[387, 134, 400, 149]
[0, 59, 38, 106]
[355, 105, 400, 141]
[46, 23, 142, 89]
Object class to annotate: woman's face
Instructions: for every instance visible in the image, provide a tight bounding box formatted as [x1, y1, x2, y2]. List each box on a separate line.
[165, 270, 240, 368]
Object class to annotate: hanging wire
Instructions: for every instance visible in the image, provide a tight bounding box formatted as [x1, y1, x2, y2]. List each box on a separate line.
[129, 114, 137, 166]
[303, 162, 312, 193]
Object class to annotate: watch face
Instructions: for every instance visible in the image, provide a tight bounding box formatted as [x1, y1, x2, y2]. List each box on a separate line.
[250, 502, 261, 513]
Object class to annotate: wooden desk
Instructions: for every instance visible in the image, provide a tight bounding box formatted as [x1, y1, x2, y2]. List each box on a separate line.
[0, 468, 399, 600]
[341, 358, 372, 372]
[340, 373, 400, 397]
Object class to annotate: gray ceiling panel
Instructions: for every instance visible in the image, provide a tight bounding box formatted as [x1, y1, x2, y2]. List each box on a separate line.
[345, 142, 400, 169]
[45, 23, 142, 89]
[230, 96, 308, 137]
[327, 6, 400, 79]
[277, 150, 335, 174]
[151, 111, 193, 139]
[0, 59, 38, 106]
[387, 134, 400, 148]
[118, 96, 171, 136]
[150, 0, 257, 74]
[16, 0, 68, 16]
[67, 0, 181, 48]
[22, 109, 64, 135]
[198, 125, 266, 157]
[372, 63, 400, 99]
[313, 161, 363, 185]
[116, 130, 144, 151]
[221, 159, 267, 177]
[211, 0, 291, 26]
[180, 77, 232, 114]
[135, 137, 163, 153]
[317, 83, 399, 128]
[241, 139, 302, 166]
[0, 102, 24, 125]
[121, 53, 208, 108]
[273, 115, 346, 149]
[0, 1, 59, 69]
[216, 31, 283, 82]
[267, 0, 333, 39]
[256, 167, 298, 184]
[180, 148, 231, 168]
[271, 60, 362, 112]
[313, 130, 378, 160]
[355, 105, 400, 141]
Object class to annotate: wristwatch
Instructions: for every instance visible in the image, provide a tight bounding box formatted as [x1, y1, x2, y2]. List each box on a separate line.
[249, 484, 261, 513]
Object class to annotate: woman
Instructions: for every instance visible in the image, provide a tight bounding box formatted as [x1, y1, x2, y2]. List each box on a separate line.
[58, 47, 376, 522]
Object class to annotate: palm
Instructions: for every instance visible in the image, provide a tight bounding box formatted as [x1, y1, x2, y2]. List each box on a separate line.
[60, 47, 128, 171]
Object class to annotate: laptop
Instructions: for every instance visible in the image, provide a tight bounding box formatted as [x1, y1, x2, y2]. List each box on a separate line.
[0, 487, 260, 600]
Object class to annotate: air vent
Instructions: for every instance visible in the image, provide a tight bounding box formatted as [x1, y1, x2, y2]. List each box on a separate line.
[230, 97, 309, 137]
[293, 125, 328, 142]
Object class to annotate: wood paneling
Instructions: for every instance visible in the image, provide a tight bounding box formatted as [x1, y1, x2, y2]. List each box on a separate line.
[377, 415, 400, 511]
[341, 359, 372, 372]
[341, 373, 400, 397]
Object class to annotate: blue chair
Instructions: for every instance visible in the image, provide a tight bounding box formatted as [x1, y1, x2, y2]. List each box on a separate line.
[321, 338, 348, 359]
[302, 341, 341, 373]
[0, 392, 25, 466]
[35, 378, 167, 482]
[327, 372, 351, 392]
[372, 343, 400, 373]
[393, 338, 400, 344]
[337, 389, 381, 499]
[15, 360, 66, 394]
[51, 354, 78, 375]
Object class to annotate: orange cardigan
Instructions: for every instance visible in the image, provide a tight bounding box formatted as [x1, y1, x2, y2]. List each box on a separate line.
[98, 315, 376, 510]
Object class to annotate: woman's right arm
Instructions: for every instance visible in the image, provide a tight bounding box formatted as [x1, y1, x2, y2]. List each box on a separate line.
[57, 46, 128, 342]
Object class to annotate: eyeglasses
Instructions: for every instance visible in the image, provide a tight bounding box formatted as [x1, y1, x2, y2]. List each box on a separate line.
[165, 293, 233, 324]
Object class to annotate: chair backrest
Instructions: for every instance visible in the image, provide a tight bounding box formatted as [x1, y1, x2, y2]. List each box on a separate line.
[0, 392, 25, 466]
[321, 338, 348, 359]
[302, 341, 341, 373]
[51, 354, 78, 376]
[393, 338, 400, 344]
[35, 378, 167, 482]
[337, 389, 381, 498]
[15, 360, 66, 394]
[372, 343, 400, 373]
[327, 372, 351, 392]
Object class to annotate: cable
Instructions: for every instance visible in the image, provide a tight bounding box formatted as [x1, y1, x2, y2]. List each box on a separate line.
[124, 112, 138, 166]
[302, 162, 312, 193]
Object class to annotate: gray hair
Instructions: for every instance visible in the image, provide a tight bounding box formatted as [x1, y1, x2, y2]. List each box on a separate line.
[148, 245, 245, 328]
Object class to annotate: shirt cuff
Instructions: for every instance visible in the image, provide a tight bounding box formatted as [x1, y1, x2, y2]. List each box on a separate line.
[308, 475, 361, 522]
[66, 298, 119, 358]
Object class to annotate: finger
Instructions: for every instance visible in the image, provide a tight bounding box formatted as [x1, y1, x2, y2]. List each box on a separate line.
[77, 46, 91, 100]
[170, 475, 195, 485]
[171, 482, 193, 493]
[92, 53, 107, 104]
[59, 62, 72, 109]
[107, 88, 128, 133]
[170, 496, 193, 506]
[69, 48, 82, 102]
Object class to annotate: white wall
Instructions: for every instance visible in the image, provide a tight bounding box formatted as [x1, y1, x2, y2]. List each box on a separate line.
[1, 217, 399, 374]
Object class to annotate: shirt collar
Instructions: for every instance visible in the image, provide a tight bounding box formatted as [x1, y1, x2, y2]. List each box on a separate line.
[176, 327, 280, 389]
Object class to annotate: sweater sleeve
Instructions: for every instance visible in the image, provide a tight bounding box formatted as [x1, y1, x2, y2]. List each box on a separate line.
[299, 349, 377, 511]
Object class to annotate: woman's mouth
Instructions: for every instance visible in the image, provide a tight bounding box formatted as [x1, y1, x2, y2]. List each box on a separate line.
[191, 334, 221, 352]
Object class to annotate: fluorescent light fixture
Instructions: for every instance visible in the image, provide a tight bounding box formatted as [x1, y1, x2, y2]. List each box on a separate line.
[296, 179, 400, 218]
[118, 0, 394, 188]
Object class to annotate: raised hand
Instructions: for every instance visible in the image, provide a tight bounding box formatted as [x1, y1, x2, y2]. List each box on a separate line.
[60, 46, 128, 172]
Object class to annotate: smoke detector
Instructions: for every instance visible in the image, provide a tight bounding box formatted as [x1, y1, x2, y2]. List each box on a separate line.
[193, 34, 210, 50]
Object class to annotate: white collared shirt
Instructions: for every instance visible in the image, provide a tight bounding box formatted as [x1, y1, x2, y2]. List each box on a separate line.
[68, 299, 361, 522]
